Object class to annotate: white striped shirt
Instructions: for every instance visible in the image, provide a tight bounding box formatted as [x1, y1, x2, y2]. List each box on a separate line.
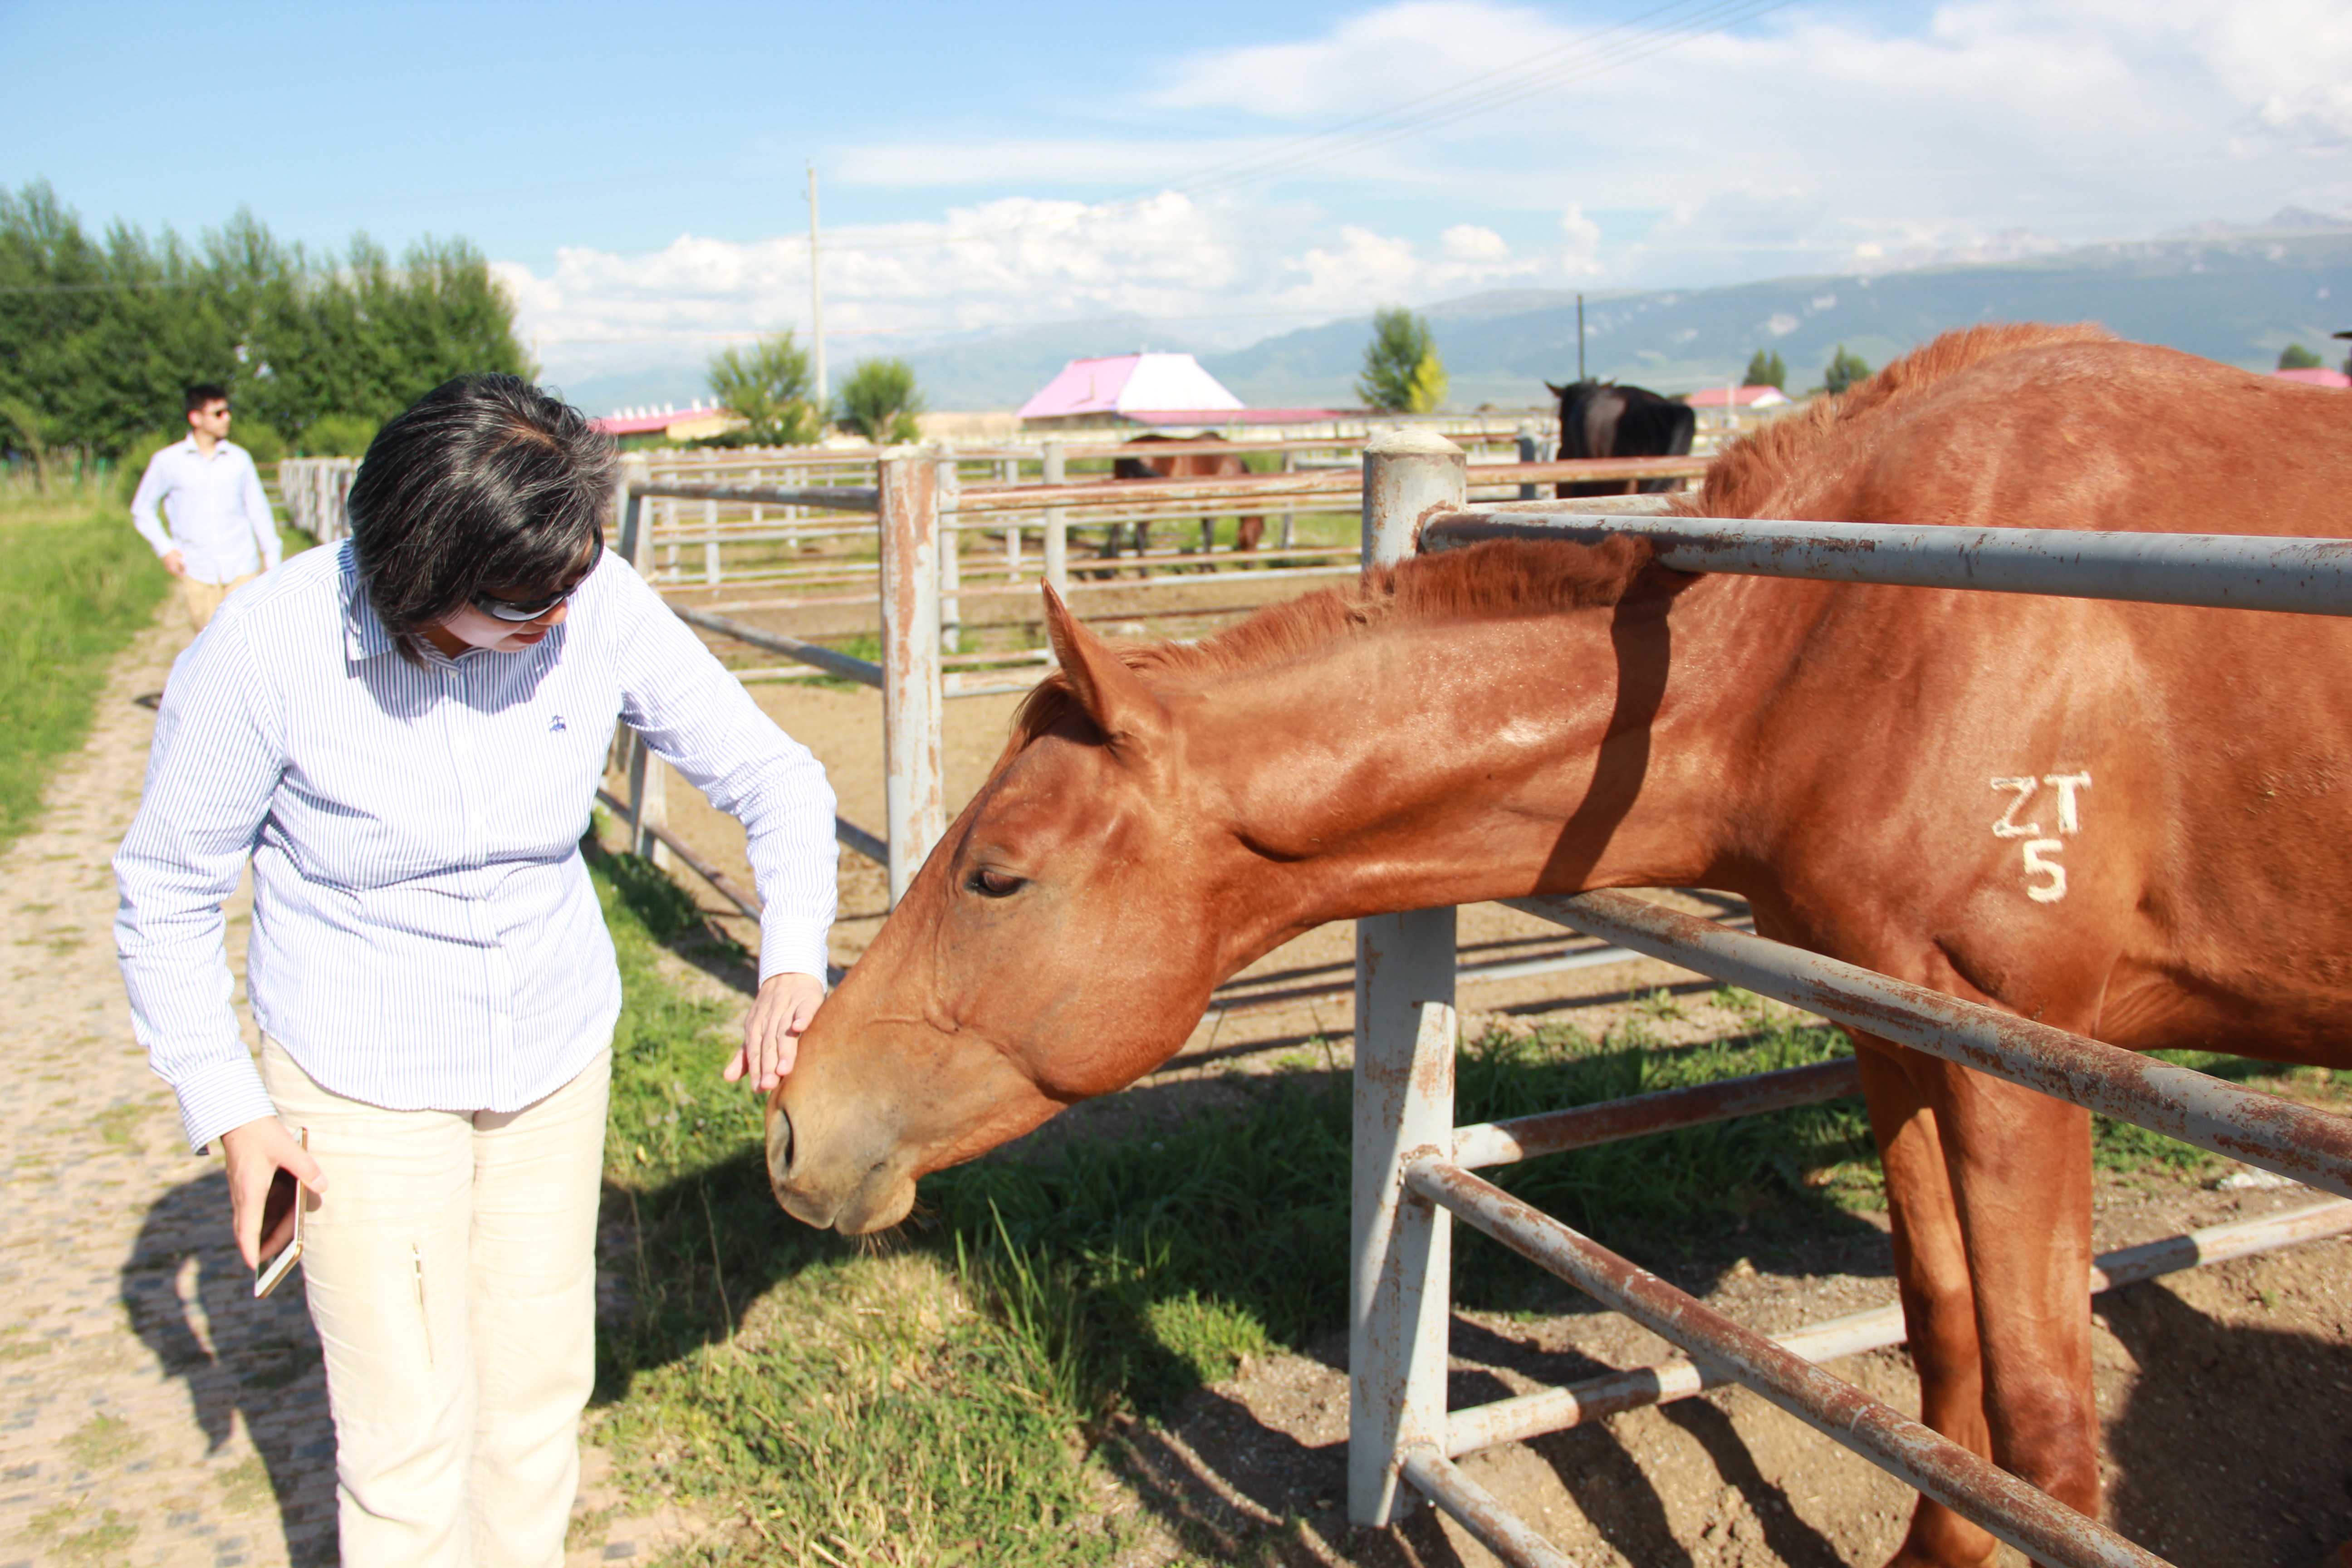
[115, 541, 838, 1152]
[129, 436, 282, 583]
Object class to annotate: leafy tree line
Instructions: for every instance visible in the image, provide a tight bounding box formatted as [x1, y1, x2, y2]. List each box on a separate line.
[1, 180, 529, 465]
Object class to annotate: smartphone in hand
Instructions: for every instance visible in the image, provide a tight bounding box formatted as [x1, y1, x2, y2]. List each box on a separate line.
[254, 1129, 308, 1298]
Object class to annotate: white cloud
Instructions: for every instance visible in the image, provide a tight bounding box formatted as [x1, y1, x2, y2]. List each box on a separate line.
[510, 0, 2352, 400]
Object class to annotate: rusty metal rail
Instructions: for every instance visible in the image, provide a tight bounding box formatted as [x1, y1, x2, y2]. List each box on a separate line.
[628, 478, 881, 514]
[1508, 890, 2352, 1199]
[1409, 1154, 2168, 1568]
[1445, 1197, 2352, 1455]
[1423, 513, 2352, 617]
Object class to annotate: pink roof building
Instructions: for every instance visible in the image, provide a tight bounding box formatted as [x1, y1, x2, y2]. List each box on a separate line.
[1018, 353, 1247, 428]
[1687, 385, 1793, 409]
[2273, 367, 2352, 387]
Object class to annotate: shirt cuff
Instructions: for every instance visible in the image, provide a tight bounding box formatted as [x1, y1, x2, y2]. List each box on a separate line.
[174, 1053, 280, 1154]
[756, 922, 832, 986]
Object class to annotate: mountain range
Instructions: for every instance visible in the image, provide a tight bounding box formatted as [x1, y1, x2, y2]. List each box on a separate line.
[892, 211, 2352, 413]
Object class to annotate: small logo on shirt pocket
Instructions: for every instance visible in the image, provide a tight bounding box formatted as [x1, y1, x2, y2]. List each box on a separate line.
[548, 715, 567, 733]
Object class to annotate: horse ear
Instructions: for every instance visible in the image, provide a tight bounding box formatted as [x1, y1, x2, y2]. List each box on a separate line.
[1544, 381, 1564, 397]
[1040, 582, 1170, 754]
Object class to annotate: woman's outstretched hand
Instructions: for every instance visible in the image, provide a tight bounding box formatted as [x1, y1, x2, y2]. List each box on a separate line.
[727, 971, 827, 1093]
[218, 1116, 327, 1270]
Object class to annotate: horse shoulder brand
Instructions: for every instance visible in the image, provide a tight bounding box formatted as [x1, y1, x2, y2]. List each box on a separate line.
[1989, 776, 2041, 838]
[2021, 839, 2068, 903]
[1991, 770, 2091, 902]
[2041, 771, 2091, 833]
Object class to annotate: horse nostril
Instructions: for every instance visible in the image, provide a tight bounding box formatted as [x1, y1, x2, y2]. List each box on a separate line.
[765, 1104, 795, 1186]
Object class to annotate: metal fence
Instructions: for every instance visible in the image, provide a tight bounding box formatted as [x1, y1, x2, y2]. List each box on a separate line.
[603, 450, 949, 908]
[1348, 428, 2352, 1568]
[277, 456, 360, 542]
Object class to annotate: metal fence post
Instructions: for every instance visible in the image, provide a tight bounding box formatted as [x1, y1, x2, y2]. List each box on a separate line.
[937, 448, 962, 656]
[1351, 426, 1467, 1526]
[878, 447, 946, 906]
[608, 456, 670, 869]
[704, 497, 721, 584]
[1279, 447, 1297, 551]
[1516, 420, 1540, 501]
[1041, 438, 1068, 594]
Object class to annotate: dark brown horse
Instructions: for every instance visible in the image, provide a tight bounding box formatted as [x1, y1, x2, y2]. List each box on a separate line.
[1110, 432, 1265, 561]
[771, 325, 2352, 1568]
[1547, 377, 1697, 497]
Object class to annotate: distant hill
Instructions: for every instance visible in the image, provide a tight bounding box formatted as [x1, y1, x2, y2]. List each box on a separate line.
[562, 214, 2352, 417]
[1197, 218, 2352, 412]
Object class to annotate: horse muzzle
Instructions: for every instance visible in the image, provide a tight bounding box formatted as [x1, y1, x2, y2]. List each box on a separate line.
[764, 1095, 918, 1235]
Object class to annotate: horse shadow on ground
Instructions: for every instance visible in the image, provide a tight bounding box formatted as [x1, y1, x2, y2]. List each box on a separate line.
[120, 1171, 338, 1567]
[2097, 1276, 2352, 1568]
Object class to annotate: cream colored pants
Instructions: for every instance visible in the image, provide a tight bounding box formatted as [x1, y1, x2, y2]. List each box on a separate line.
[180, 569, 262, 631]
[260, 1034, 612, 1568]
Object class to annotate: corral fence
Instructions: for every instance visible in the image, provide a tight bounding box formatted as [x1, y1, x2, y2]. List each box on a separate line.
[278, 456, 358, 542]
[1348, 428, 2352, 1568]
[598, 442, 1709, 941]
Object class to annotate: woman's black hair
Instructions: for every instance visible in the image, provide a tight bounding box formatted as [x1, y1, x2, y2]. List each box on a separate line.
[347, 375, 617, 661]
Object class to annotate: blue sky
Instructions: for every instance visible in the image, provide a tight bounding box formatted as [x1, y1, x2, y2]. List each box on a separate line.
[8, 0, 2350, 406]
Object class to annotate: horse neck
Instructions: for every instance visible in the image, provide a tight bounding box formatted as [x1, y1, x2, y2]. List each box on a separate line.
[1195, 575, 1798, 947]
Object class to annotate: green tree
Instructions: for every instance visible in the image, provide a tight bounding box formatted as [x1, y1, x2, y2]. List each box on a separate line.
[1823, 345, 1872, 396]
[2279, 343, 2323, 370]
[832, 357, 926, 444]
[1743, 348, 1787, 390]
[1357, 306, 1448, 413]
[706, 332, 821, 446]
[0, 182, 528, 457]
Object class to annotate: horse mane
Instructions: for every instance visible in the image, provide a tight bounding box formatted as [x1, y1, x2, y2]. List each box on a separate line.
[1007, 537, 1675, 754]
[1683, 322, 2115, 518]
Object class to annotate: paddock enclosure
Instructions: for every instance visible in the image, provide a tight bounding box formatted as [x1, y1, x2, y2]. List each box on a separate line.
[1347, 429, 2352, 1568]
[279, 419, 2352, 1563]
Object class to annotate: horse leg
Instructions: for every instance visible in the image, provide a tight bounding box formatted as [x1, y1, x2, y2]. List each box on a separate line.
[1860, 1038, 2100, 1567]
[1855, 1041, 1999, 1568]
[1237, 514, 1263, 553]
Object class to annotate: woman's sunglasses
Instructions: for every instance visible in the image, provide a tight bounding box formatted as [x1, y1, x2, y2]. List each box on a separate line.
[470, 586, 573, 623]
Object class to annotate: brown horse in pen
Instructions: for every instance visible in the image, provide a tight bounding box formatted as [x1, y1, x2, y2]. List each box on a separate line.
[1111, 431, 1266, 563]
[769, 324, 2352, 1567]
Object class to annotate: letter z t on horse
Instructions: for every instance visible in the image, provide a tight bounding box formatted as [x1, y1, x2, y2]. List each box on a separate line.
[769, 325, 2352, 1568]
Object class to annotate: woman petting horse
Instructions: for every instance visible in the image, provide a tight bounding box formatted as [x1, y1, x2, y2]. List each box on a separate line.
[764, 323, 2352, 1568]
[116, 376, 839, 1567]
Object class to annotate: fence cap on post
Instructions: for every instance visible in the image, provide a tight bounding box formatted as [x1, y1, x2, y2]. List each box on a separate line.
[1363, 426, 1465, 459]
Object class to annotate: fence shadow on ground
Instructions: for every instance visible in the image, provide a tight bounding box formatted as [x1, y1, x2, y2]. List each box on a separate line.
[120, 1172, 338, 1567]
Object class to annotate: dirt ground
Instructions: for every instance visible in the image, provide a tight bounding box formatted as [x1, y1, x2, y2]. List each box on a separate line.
[629, 668, 2352, 1568]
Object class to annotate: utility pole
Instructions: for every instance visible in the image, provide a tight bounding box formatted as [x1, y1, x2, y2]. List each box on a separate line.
[1576, 293, 1586, 382]
[808, 163, 827, 411]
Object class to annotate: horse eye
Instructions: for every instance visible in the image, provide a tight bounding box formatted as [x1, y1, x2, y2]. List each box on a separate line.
[965, 867, 1027, 899]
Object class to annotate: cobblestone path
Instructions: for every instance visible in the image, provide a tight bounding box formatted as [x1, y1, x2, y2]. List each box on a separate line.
[0, 606, 695, 1568]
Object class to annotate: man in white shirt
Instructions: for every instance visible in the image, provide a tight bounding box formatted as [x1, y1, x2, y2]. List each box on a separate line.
[129, 383, 282, 631]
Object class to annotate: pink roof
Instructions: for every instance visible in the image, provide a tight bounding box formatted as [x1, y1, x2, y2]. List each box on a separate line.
[2274, 367, 2351, 387]
[591, 405, 726, 435]
[1126, 407, 1353, 426]
[1687, 385, 1791, 408]
[1018, 353, 1245, 420]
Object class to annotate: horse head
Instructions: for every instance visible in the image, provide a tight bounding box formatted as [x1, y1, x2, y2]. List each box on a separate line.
[766, 588, 1249, 1234]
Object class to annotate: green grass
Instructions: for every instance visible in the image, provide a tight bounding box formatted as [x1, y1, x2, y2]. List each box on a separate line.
[0, 464, 316, 851]
[0, 494, 172, 845]
[590, 843, 1132, 1564]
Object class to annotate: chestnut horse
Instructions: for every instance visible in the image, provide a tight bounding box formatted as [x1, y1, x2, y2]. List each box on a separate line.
[770, 325, 2352, 1567]
[1111, 432, 1265, 562]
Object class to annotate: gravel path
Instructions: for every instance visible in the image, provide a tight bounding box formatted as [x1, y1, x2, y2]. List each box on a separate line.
[0, 606, 688, 1568]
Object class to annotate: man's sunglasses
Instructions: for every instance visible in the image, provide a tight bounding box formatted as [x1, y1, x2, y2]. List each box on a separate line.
[470, 585, 573, 623]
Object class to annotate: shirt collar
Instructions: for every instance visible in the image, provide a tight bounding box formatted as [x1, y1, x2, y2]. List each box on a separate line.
[339, 545, 398, 662]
